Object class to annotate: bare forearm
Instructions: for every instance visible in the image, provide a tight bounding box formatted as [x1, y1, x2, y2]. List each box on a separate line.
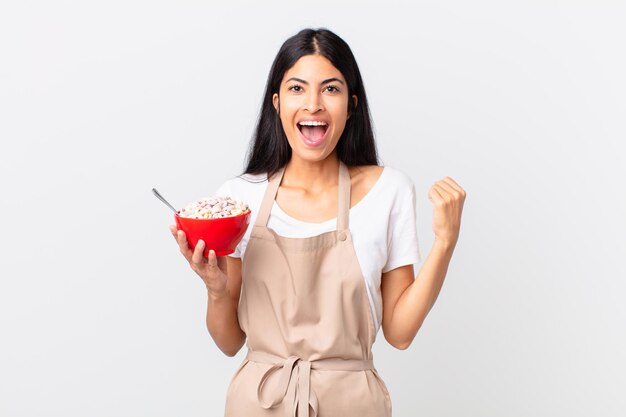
[392, 239, 455, 348]
[206, 290, 246, 357]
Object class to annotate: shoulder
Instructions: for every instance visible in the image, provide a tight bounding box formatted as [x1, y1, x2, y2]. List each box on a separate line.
[216, 173, 268, 200]
[380, 165, 414, 189]
[349, 164, 414, 193]
[217, 172, 267, 191]
[348, 164, 383, 187]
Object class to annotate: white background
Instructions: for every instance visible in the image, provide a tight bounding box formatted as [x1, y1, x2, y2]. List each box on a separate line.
[1, 1, 625, 416]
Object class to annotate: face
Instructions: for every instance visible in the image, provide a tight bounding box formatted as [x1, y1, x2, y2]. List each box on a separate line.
[273, 54, 357, 163]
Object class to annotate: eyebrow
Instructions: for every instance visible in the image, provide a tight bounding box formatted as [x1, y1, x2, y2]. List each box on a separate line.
[285, 77, 345, 85]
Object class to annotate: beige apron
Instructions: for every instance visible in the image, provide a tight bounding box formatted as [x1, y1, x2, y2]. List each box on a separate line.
[224, 162, 392, 417]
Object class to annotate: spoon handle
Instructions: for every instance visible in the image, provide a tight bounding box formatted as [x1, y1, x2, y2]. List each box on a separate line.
[152, 188, 179, 215]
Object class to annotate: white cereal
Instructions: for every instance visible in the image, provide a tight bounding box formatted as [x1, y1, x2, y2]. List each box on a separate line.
[179, 195, 249, 219]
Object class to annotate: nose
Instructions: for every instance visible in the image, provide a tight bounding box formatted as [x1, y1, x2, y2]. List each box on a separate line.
[304, 91, 323, 113]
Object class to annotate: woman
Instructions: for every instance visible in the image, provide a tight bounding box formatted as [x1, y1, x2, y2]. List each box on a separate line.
[170, 28, 466, 416]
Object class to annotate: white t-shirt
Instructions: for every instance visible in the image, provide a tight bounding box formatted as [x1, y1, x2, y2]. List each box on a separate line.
[215, 166, 422, 335]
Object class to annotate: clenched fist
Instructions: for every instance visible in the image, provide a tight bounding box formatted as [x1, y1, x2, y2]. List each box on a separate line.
[428, 177, 466, 247]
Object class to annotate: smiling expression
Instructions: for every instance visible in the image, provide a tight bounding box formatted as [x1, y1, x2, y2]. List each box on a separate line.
[273, 54, 357, 163]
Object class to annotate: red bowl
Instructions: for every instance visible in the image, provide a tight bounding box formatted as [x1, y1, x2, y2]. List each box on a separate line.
[174, 210, 251, 257]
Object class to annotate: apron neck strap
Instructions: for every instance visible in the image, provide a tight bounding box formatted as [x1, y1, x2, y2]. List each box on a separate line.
[255, 161, 351, 230]
[336, 162, 350, 230]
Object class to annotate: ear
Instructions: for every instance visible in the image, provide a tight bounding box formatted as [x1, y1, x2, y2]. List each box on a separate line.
[273, 93, 279, 114]
[347, 94, 358, 119]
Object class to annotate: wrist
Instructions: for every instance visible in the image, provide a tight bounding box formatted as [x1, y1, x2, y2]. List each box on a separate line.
[433, 237, 456, 253]
[207, 287, 229, 302]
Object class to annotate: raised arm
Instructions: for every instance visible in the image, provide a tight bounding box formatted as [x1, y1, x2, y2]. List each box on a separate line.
[381, 177, 466, 349]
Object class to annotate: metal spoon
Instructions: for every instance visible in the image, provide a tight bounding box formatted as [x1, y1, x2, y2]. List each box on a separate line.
[152, 188, 179, 215]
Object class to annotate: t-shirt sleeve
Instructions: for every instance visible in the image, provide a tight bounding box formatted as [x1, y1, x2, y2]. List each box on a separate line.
[382, 177, 422, 273]
[214, 179, 243, 259]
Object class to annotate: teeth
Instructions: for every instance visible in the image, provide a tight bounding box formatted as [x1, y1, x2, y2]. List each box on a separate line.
[298, 121, 327, 126]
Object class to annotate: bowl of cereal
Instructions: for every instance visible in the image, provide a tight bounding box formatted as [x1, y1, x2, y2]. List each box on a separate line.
[175, 195, 251, 257]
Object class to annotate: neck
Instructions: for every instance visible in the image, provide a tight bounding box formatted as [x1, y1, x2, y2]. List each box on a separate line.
[282, 153, 340, 192]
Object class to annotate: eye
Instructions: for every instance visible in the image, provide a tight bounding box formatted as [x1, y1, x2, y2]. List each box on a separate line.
[325, 85, 340, 93]
[288, 85, 303, 92]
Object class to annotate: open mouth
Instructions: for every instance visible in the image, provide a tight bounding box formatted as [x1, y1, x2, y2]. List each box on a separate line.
[297, 121, 329, 146]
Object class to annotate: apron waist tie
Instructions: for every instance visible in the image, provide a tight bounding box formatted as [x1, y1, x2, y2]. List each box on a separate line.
[246, 350, 374, 417]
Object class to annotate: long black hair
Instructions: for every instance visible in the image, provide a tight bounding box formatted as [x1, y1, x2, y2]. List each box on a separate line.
[243, 28, 379, 178]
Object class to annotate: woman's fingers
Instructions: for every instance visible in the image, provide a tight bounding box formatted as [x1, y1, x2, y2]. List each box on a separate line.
[207, 250, 227, 274]
[191, 239, 206, 266]
[216, 254, 228, 271]
[434, 181, 457, 201]
[428, 184, 445, 206]
[170, 226, 226, 280]
[207, 250, 219, 269]
[441, 176, 465, 195]
[205, 250, 229, 296]
[427, 177, 466, 246]
[176, 230, 193, 260]
[429, 177, 466, 205]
